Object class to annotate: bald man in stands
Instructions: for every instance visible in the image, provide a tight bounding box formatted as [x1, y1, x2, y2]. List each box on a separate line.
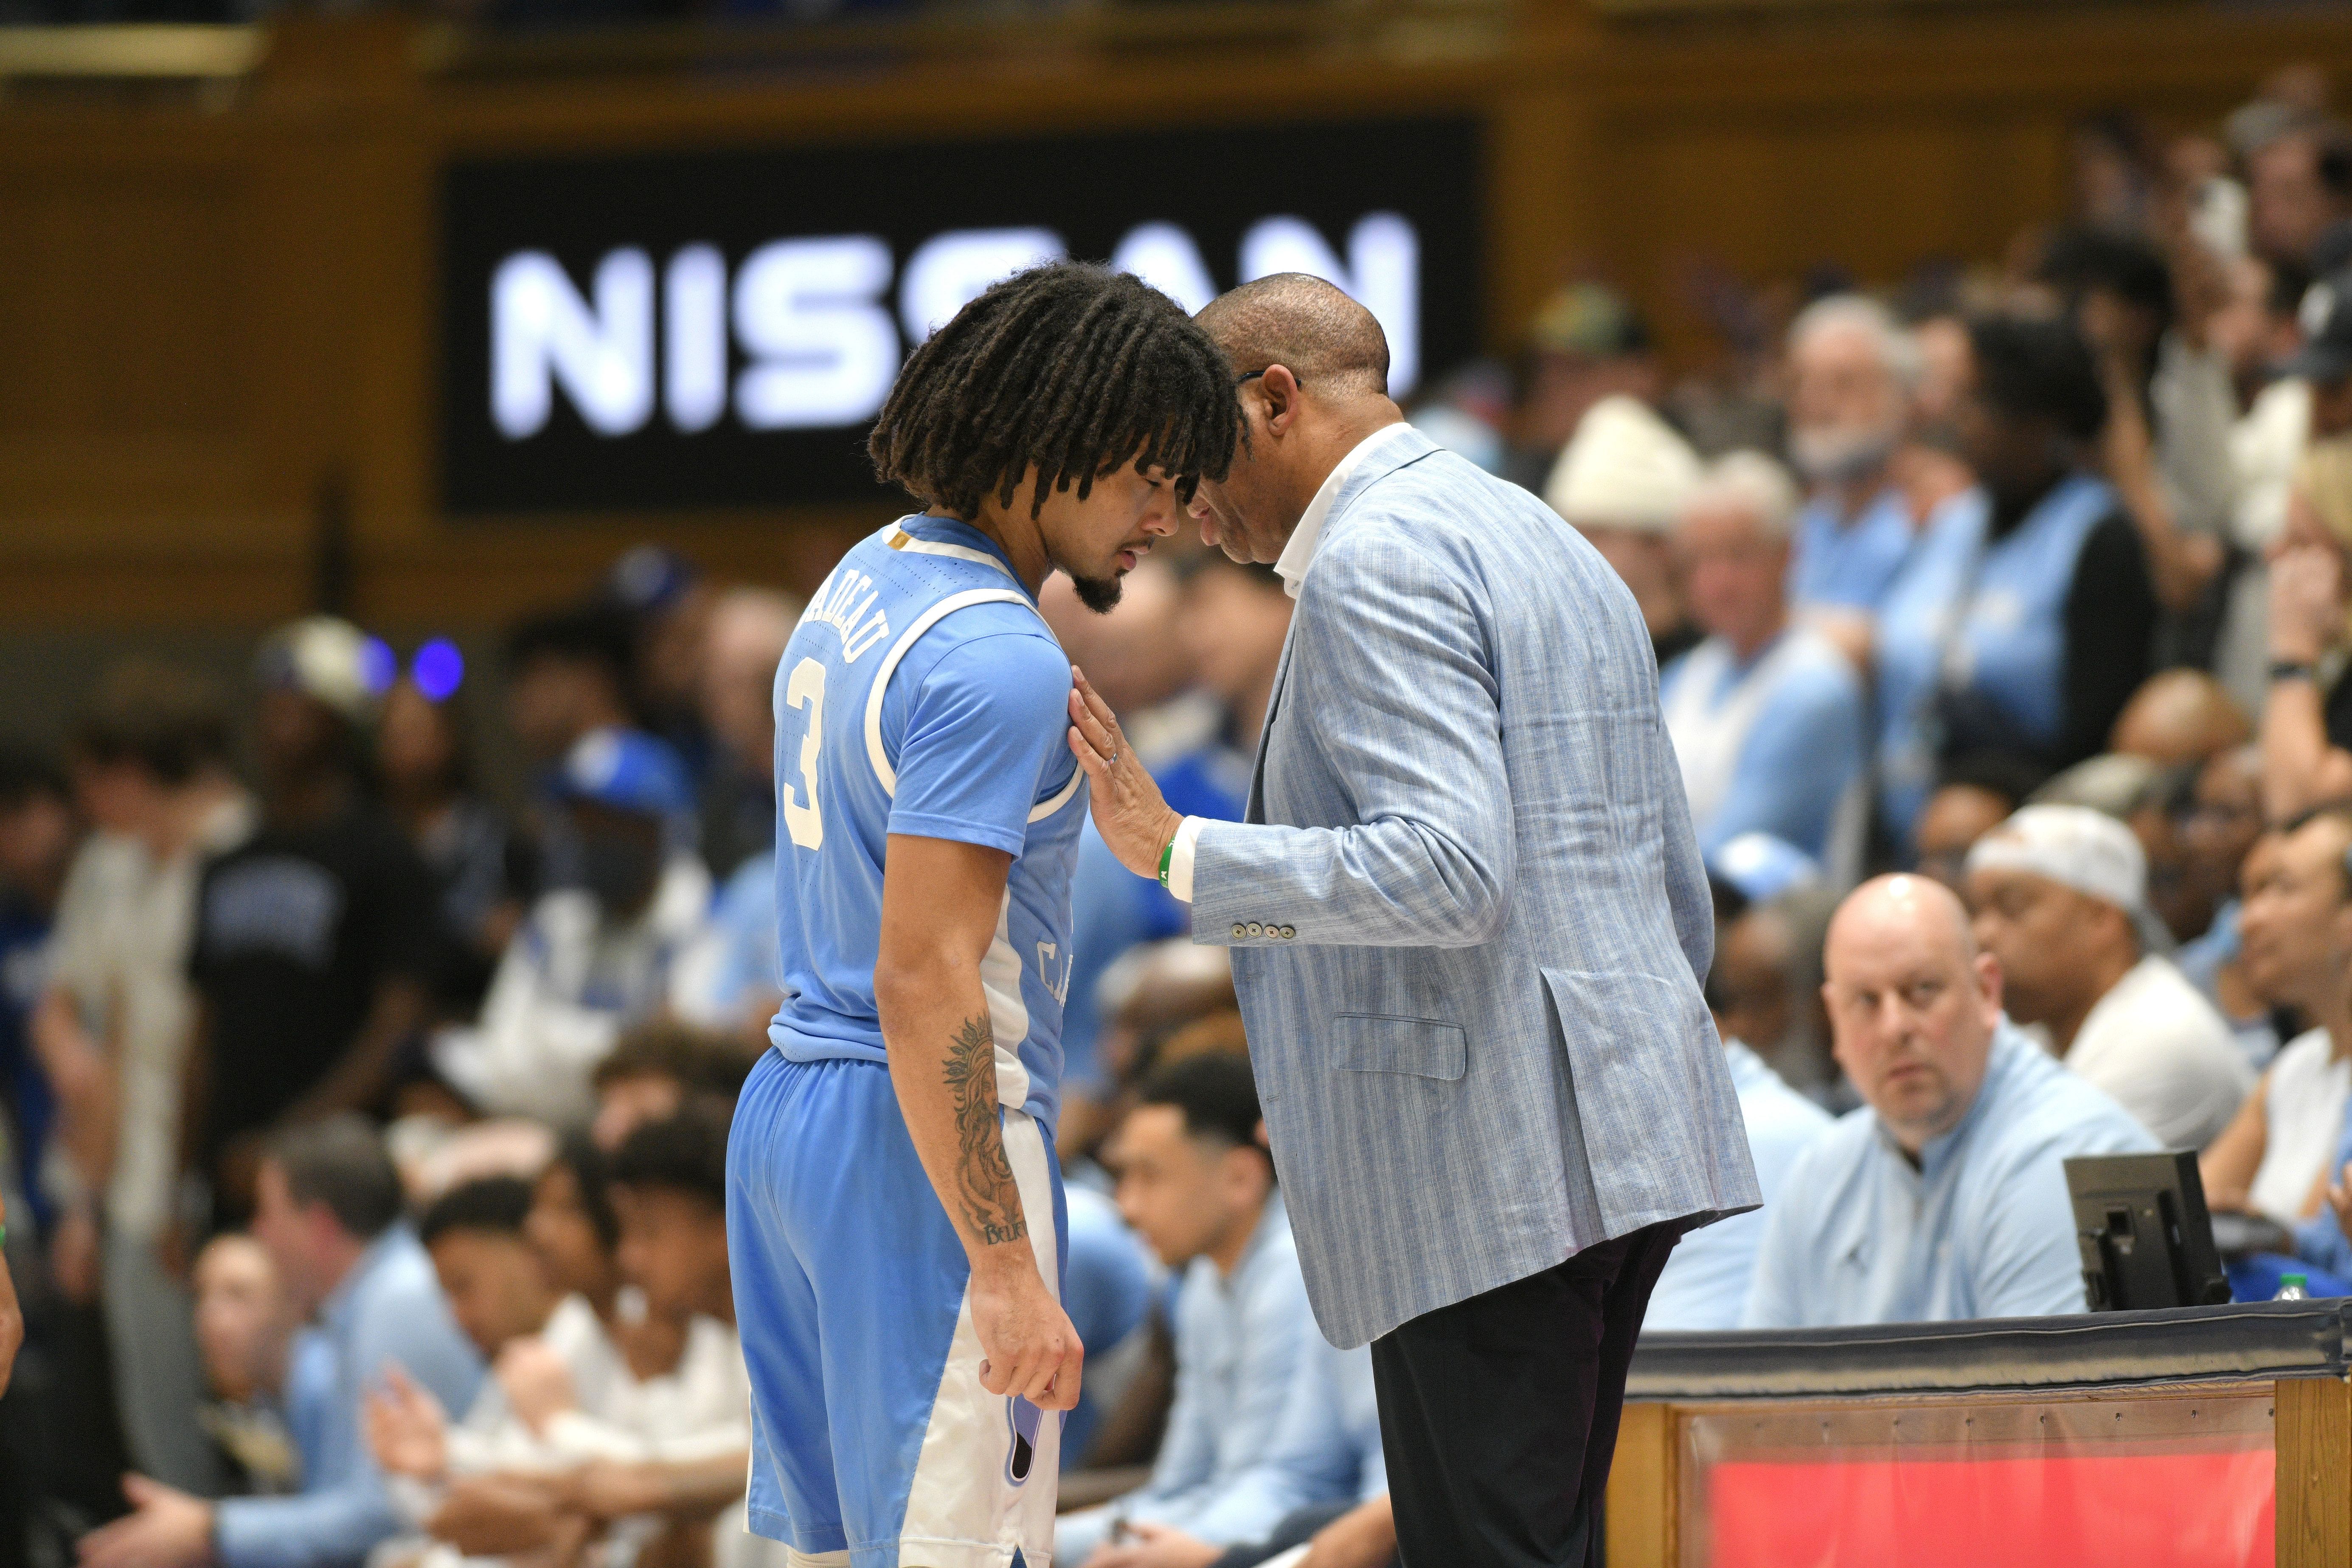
[1072, 273, 1756, 1568]
[1744, 876, 2156, 1328]
[2110, 669, 2253, 770]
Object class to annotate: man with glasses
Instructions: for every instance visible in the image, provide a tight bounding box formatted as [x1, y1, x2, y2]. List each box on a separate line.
[1069, 272, 1758, 1568]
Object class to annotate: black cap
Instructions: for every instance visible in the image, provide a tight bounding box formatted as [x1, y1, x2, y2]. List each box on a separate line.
[2284, 269, 2352, 386]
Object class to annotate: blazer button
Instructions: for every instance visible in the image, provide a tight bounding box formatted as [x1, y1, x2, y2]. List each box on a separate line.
[1246, 922, 1265, 937]
[1279, 925, 1297, 939]
[1232, 923, 1248, 939]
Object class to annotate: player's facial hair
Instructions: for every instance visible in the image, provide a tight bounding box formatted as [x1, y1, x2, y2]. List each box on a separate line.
[1069, 572, 1123, 614]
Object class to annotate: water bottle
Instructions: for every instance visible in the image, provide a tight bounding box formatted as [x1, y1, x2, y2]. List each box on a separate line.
[2276, 1273, 2311, 1301]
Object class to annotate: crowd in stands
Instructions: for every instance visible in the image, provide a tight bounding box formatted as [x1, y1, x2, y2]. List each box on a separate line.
[6, 64, 2352, 1568]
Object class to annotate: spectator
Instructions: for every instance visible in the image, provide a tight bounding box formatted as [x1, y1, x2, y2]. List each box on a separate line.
[377, 660, 536, 1023]
[587, 1020, 755, 1152]
[411, 1177, 554, 1370]
[2037, 228, 2233, 616]
[674, 589, 797, 1037]
[2245, 116, 2352, 271]
[36, 663, 253, 1493]
[2262, 427, 2352, 822]
[1543, 393, 1704, 666]
[1039, 559, 1201, 765]
[2199, 810, 2352, 1226]
[1661, 451, 1868, 865]
[604, 547, 717, 788]
[187, 620, 440, 1225]
[432, 729, 711, 1129]
[693, 584, 796, 885]
[504, 603, 640, 775]
[80, 1117, 482, 1568]
[2109, 669, 2253, 770]
[1964, 805, 2251, 1150]
[1782, 295, 1959, 660]
[1059, 1183, 1158, 1469]
[1910, 753, 2046, 894]
[501, 600, 640, 917]
[1645, 900, 1834, 1332]
[362, 1174, 637, 1549]
[520, 1134, 685, 1391]
[0, 745, 73, 1226]
[565, 1105, 747, 1549]
[1065, 557, 1280, 1098]
[365, 1180, 548, 1487]
[1061, 1056, 1317, 1562]
[1744, 876, 2155, 1327]
[1089, 1338, 1391, 1568]
[2172, 746, 2280, 1068]
[191, 1235, 300, 1496]
[1508, 283, 1661, 493]
[1874, 316, 2161, 848]
[405, 1108, 750, 1568]
[2220, 255, 2341, 707]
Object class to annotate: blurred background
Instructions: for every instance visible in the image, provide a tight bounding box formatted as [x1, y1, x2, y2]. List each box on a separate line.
[9, 2, 2352, 1564]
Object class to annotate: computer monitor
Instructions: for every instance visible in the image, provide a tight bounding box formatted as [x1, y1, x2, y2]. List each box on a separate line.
[2066, 1151, 2231, 1311]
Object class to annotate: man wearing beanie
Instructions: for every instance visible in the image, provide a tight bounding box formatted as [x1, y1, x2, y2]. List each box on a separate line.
[1543, 394, 1704, 666]
[1965, 804, 2253, 1149]
[186, 619, 438, 1226]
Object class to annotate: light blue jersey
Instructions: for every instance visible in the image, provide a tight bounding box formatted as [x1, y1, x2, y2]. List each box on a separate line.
[765, 514, 1086, 1132]
[732, 513, 1087, 1566]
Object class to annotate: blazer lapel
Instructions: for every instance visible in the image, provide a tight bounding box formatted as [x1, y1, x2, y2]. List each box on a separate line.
[1243, 429, 1443, 826]
[1246, 618, 1302, 823]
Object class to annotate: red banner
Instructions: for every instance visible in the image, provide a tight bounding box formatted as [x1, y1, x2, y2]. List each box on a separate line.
[1705, 1450, 2273, 1568]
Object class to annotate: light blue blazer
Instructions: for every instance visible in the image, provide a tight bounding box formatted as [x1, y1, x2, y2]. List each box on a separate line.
[1190, 428, 1762, 1350]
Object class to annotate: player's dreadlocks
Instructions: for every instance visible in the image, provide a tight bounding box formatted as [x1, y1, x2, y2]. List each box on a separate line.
[869, 262, 1239, 520]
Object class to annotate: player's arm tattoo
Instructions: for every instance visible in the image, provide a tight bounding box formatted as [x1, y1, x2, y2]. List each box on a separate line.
[943, 1013, 1027, 1247]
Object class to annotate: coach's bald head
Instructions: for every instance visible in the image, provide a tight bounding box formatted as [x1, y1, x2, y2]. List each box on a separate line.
[1198, 273, 1392, 399]
[1186, 274, 1406, 567]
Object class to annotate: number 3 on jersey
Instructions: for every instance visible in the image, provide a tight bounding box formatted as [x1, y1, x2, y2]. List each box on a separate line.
[780, 656, 826, 850]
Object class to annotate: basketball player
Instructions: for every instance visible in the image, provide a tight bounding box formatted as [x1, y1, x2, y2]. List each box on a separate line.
[727, 263, 1238, 1567]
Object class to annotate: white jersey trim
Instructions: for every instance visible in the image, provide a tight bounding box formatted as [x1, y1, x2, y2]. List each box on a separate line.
[896, 1105, 1062, 1563]
[860, 584, 1085, 823]
[890, 529, 1019, 582]
[863, 589, 1035, 796]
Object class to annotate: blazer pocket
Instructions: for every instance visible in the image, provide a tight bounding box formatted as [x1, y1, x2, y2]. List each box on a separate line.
[1329, 1014, 1468, 1081]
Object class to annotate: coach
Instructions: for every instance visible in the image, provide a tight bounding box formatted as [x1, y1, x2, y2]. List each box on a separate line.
[1068, 273, 1759, 1568]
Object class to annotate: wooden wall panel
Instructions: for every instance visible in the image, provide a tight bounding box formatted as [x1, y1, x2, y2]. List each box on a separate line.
[6, 2, 2352, 634]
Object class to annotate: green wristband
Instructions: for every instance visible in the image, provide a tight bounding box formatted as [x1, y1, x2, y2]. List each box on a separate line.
[1158, 833, 1176, 889]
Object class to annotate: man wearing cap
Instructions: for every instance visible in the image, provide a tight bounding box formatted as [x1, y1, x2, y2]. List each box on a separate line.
[1745, 875, 2156, 1328]
[1965, 805, 2252, 1150]
[1659, 450, 1867, 865]
[1542, 393, 1704, 666]
[185, 618, 438, 1225]
[430, 728, 711, 1129]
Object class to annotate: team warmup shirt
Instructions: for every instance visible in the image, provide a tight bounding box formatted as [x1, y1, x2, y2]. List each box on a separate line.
[765, 513, 1086, 1132]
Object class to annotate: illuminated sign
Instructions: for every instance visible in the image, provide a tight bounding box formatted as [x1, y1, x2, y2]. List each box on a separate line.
[439, 118, 1481, 515]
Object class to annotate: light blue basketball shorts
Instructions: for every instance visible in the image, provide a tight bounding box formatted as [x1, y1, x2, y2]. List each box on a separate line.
[728, 1052, 1068, 1568]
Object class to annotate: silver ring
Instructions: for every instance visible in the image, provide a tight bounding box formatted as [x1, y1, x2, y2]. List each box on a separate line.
[1107, 746, 1118, 767]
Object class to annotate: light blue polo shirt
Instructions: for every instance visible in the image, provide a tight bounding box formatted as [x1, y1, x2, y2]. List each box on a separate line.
[1742, 1024, 2158, 1328]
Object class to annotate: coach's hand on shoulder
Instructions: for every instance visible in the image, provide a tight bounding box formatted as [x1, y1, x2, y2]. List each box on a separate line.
[972, 1254, 1085, 1412]
[1068, 667, 1183, 880]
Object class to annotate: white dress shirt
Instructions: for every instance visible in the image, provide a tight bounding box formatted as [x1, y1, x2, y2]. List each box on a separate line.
[1167, 422, 1414, 903]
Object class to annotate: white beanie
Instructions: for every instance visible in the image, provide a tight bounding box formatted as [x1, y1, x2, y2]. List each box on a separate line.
[1543, 396, 1700, 534]
[1964, 804, 2146, 916]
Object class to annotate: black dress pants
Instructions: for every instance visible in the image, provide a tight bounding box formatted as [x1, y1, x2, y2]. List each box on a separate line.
[1368, 1220, 1682, 1568]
